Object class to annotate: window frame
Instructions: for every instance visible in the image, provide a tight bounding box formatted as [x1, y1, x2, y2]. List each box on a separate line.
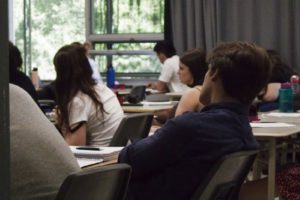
[85, 0, 164, 76]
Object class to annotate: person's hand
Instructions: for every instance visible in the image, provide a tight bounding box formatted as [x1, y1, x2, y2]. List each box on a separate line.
[147, 82, 155, 89]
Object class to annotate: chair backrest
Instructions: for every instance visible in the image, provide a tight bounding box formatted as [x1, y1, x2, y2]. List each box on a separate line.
[55, 163, 131, 200]
[109, 113, 153, 146]
[38, 99, 56, 113]
[191, 150, 258, 200]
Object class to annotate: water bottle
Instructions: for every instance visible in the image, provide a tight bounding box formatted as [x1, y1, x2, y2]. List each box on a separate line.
[106, 64, 115, 88]
[279, 82, 293, 112]
[290, 75, 299, 94]
[31, 68, 40, 90]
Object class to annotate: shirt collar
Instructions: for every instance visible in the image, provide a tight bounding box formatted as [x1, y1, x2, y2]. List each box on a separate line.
[201, 102, 249, 116]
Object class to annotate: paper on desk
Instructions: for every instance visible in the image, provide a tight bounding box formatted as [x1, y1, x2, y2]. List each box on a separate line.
[141, 101, 173, 106]
[250, 122, 296, 128]
[77, 157, 103, 168]
[265, 112, 300, 117]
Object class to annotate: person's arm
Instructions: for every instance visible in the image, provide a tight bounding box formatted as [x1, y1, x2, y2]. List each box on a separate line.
[118, 118, 191, 180]
[259, 83, 281, 101]
[175, 88, 203, 116]
[64, 96, 89, 145]
[147, 80, 169, 92]
[64, 123, 87, 146]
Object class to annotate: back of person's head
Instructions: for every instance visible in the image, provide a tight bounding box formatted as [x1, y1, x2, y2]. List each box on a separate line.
[207, 41, 272, 104]
[153, 41, 177, 58]
[180, 48, 208, 87]
[54, 44, 94, 89]
[267, 49, 298, 80]
[9, 41, 23, 72]
[54, 44, 99, 130]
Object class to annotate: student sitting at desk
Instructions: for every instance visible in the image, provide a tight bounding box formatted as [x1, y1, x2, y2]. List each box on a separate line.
[10, 84, 80, 199]
[257, 50, 298, 111]
[53, 44, 124, 146]
[147, 41, 189, 93]
[175, 48, 208, 116]
[119, 41, 272, 200]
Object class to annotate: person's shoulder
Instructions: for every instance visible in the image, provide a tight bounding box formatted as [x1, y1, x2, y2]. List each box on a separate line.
[10, 83, 29, 97]
[164, 55, 179, 65]
[183, 87, 201, 97]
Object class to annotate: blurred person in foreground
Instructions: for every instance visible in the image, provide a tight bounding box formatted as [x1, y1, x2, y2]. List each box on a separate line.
[10, 84, 80, 199]
[119, 41, 272, 200]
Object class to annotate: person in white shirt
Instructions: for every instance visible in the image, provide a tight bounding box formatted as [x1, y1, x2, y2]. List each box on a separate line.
[54, 44, 124, 146]
[148, 41, 189, 92]
[83, 41, 103, 83]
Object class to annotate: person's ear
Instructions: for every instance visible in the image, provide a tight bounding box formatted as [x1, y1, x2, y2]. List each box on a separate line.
[209, 69, 219, 82]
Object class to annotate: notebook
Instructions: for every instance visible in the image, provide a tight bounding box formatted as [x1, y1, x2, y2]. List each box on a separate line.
[70, 146, 124, 161]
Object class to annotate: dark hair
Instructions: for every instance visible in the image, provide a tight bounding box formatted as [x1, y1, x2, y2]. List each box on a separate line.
[267, 50, 298, 83]
[207, 42, 272, 104]
[53, 44, 105, 131]
[180, 49, 208, 87]
[153, 41, 176, 58]
[9, 41, 23, 72]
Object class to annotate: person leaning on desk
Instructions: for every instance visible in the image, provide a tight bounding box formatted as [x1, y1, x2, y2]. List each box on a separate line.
[147, 40, 189, 93]
[118, 41, 272, 200]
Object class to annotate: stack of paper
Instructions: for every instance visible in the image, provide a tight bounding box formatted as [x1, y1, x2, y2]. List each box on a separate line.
[70, 146, 124, 161]
[250, 122, 295, 128]
[265, 112, 300, 117]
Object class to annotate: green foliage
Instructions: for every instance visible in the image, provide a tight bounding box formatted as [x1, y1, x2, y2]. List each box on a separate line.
[14, 0, 164, 79]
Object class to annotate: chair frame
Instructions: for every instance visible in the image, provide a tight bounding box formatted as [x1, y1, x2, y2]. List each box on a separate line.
[191, 150, 258, 200]
[55, 163, 131, 200]
[109, 113, 153, 147]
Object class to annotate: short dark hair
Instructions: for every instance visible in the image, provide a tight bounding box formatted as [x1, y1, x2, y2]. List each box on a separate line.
[9, 41, 23, 71]
[153, 41, 176, 58]
[207, 42, 272, 104]
[180, 49, 208, 87]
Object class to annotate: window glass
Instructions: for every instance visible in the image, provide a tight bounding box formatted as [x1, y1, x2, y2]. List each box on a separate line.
[92, 0, 164, 34]
[94, 54, 161, 73]
[94, 42, 156, 51]
[14, 0, 85, 80]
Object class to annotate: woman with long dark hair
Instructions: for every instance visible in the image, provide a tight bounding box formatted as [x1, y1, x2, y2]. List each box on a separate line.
[175, 49, 208, 116]
[54, 44, 123, 146]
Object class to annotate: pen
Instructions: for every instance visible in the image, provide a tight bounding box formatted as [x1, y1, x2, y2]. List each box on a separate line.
[76, 147, 101, 151]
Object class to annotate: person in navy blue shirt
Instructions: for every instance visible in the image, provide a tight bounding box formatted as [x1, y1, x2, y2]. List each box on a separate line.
[118, 42, 272, 200]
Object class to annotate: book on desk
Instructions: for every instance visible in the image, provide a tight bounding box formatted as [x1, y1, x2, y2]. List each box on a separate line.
[70, 146, 124, 168]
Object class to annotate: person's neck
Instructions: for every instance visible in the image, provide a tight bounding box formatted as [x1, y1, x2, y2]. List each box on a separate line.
[210, 86, 240, 104]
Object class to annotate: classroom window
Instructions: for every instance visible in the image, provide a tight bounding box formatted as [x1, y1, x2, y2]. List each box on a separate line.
[13, 0, 85, 80]
[13, 0, 164, 80]
[87, 0, 165, 73]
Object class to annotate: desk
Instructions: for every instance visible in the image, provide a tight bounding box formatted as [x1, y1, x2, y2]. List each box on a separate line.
[82, 159, 118, 170]
[165, 92, 183, 101]
[122, 104, 174, 113]
[252, 114, 300, 200]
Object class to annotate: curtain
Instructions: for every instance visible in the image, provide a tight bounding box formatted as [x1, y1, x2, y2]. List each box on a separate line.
[166, 0, 300, 71]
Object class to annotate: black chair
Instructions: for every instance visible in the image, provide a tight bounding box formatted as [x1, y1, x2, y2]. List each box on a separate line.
[109, 113, 153, 146]
[55, 163, 131, 200]
[38, 99, 56, 113]
[191, 150, 258, 200]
